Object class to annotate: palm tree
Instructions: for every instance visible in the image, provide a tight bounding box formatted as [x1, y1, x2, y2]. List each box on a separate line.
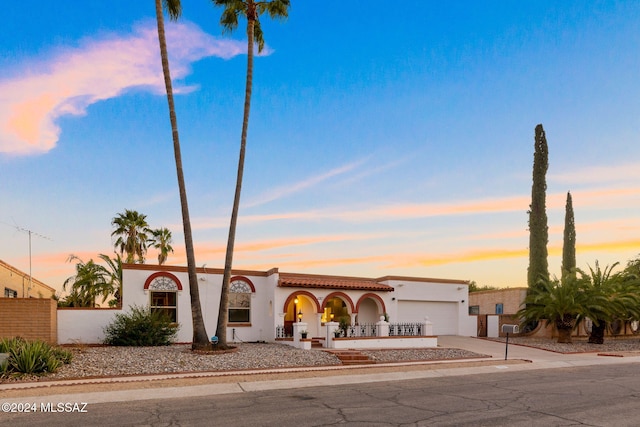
[211, 0, 290, 349]
[111, 209, 151, 263]
[149, 227, 174, 265]
[517, 276, 597, 343]
[99, 253, 123, 307]
[63, 255, 118, 307]
[155, 0, 210, 349]
[579, 261, 640, 344]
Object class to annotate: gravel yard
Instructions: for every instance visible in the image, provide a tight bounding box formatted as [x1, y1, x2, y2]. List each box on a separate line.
[4, 336, 640, 385]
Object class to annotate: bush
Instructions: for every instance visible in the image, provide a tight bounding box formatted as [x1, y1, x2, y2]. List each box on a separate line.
[0, 337, 72, 376]
[103, 305, 179, 346]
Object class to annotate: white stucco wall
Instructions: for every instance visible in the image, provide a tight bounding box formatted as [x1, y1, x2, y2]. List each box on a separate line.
[380, 278, 475, 336]
[57, 266, 476, 344]
[58, 309, 120, 344]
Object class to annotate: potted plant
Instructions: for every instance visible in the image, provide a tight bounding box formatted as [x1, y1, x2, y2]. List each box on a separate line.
[333, 329, 341, 338]
[300, 330, 308, 339]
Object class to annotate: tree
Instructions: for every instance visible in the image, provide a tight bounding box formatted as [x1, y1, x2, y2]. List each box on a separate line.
[155, 0, 211, 349]
[62, 255, 118, 307]
[527, 124, 550, 291]
[578, 261, 640, 344]
[149, 227, 174, 265]
[111, 209, 151, 263]
[517, 275, 594, 343]
[211, 0, 290, 349]
[561, 191, 576, 283]
[99, 253, 123, 307]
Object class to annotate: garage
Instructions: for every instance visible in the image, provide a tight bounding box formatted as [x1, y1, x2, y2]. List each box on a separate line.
[397, 300, 459, 335]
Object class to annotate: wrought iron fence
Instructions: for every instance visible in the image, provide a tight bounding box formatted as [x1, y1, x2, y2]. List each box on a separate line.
[275, 325, 286, 338]
[389, 322, 423, 336]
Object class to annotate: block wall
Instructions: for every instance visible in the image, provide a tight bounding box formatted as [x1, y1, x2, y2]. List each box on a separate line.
[0, 298, 57, 344]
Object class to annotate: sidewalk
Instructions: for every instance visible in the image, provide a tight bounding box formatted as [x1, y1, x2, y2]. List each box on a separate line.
[2, 337, 639, 406]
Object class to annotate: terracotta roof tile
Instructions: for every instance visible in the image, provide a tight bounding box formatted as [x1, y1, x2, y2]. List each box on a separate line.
[278, 273, 394, 292]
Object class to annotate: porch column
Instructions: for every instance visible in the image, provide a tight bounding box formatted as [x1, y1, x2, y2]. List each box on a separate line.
[377, 316, 389, 337]
[423, 316, 433, 336]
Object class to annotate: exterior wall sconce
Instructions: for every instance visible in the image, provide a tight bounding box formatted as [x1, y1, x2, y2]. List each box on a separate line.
[330, 313, 334, 321]
[297, 310, 303, 322]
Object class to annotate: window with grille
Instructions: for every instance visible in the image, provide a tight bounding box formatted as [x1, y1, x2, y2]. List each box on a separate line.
[150, 291, 177, 323]
[229, 279, 252, 323]
[4, 287, 17, 298]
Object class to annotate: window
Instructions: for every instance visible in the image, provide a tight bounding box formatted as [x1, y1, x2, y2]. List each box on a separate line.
[4, 288, 17, 298]
[495, 303, 503, 314]
[229, 279, 252, 323]
[150, 291, 177, 323]
[469, 305, 480, 315]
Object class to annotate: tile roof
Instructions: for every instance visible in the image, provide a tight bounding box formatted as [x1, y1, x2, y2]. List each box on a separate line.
[278, 273, 394, 292]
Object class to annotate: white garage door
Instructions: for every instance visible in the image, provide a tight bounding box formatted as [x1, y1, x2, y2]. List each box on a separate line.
[397, 301, 458, 335]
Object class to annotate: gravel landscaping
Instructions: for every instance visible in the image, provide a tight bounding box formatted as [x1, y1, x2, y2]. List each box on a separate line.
[1, 343, 487, 384]
[4, 336, 640, 384]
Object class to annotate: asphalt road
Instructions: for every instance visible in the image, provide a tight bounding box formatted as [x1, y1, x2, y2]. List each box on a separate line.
[2, 362, 639, 426]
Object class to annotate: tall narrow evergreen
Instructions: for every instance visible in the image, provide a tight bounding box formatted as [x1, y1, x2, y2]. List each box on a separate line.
[561, 191, 576, 283]
[527, 124, 550, 291]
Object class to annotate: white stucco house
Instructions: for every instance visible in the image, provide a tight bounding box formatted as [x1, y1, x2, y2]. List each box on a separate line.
[58, 264, 477, 346]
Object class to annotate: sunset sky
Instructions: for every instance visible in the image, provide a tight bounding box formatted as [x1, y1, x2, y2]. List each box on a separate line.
[2, 1, 640, 295]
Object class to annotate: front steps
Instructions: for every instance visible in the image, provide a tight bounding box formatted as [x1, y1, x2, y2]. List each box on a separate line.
[326, 349, 376, 365]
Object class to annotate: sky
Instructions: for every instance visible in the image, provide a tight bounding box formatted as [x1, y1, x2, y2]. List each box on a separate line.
[2, 1, 640, 295]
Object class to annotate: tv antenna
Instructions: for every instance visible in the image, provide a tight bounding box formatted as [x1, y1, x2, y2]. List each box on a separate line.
[2, 221, 52, 297]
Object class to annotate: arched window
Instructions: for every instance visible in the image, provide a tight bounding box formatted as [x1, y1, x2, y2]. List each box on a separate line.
[229, 277, 253, 324]
[147, 274, 179, 323]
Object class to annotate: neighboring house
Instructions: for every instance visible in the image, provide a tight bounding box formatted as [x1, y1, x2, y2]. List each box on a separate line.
[468, 287, 528, 315]
[0, 259, 56, 299]
[58, 264, 477, 344]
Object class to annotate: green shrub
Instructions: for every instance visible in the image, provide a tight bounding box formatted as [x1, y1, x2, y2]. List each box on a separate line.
[103, 305, 179, 346]
[0, 338, 71, 376]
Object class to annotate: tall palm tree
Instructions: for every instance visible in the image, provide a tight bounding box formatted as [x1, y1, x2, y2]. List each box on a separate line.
[155, 0, 210, 349]
[211, 0, 290, 349]
[149, 227, 174, 265]
[111, 209, 151, 263]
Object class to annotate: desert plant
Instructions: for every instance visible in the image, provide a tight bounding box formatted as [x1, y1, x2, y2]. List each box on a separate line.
[0, 339, 69, 376]
[103, 305, 179, 346]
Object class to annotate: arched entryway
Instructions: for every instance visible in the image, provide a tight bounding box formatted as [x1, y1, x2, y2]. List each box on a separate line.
[283, 292, 320, 337]
[321, 292, 355, 325]
[355, 293, 386, 324]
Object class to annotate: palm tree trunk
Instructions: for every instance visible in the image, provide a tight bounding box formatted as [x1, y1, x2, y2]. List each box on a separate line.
[216, 13, 255, 350]
[556, 315, 575, 343]
[155, 0, 210, 350]
[588, 319, 606, 344]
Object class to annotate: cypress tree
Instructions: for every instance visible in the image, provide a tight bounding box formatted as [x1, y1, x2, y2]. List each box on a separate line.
[561, 191, 576, 283]
[527, 124, 550, 290]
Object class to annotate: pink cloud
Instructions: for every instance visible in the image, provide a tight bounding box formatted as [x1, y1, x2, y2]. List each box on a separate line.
[0, 20, 244, 155]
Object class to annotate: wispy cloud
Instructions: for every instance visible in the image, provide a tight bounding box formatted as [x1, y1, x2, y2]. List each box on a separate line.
[0, 20, 244, 156]
[550, 163, 640, 186]
[243, 159, 366, 208]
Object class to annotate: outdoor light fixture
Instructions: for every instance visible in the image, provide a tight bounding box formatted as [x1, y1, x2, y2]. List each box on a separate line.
[298, 310, 303, 322]
[330, 313, 334, 321]
[294, 297, 299, 305]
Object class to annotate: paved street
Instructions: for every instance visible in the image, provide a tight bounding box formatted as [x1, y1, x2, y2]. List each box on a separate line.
[2, 362, 640, 426]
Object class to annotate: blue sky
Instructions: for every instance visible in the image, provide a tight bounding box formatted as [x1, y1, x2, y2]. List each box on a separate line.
[2, 1, 640, 294]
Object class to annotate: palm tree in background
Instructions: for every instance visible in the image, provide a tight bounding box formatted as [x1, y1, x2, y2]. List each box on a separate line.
[99, 253, 122, 307]
[62, 255, 118, 307]
[111, 209, 151, 263]
[149, 227, 174, 265]
[155, 0, 210, 349]
[211, 0, 290, 349]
